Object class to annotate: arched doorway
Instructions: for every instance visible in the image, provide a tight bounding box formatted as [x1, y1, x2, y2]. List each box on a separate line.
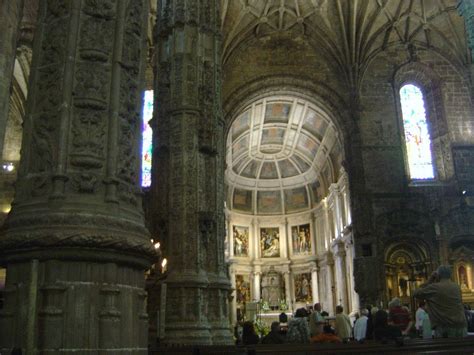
[384, 241, 432, 309]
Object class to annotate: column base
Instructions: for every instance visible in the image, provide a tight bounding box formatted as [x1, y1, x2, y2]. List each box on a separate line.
[0, 259, 149, 352]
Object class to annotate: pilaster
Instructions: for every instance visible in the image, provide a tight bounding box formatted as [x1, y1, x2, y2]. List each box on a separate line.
[283, 269, 292, 311]
[310, 262, 319, 304]
[253, 269, 261, 301]
[333, 242, 349, 311]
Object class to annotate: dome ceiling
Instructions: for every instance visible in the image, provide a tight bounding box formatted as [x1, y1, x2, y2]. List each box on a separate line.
[226, 96, 343, 215]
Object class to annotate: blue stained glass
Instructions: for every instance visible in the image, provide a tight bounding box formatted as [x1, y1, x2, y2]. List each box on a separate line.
[400, 84, 434, 180]
[141, 90, 153, 187]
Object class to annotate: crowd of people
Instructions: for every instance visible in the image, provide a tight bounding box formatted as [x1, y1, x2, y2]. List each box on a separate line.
[235, 265, 473, 346]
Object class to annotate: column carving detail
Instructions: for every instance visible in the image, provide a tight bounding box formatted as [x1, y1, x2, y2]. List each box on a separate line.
[151, 0, 232, 345]
[0, 1, 154, 353]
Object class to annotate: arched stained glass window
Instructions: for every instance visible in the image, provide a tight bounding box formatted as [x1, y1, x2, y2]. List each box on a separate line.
[141, 90, 154, 187]
[399, 84, 434, 180]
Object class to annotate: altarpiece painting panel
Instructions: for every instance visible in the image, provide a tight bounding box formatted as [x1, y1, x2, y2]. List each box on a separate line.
[260, 227, 280, 258]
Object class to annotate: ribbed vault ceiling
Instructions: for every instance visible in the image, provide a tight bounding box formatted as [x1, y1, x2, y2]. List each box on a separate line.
[221, 0, 467, 86]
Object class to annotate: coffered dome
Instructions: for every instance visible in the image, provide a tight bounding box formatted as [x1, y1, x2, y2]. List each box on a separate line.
[226, 96, 343, 215]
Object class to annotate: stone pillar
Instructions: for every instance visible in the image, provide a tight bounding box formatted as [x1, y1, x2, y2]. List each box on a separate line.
[339, 171, 351, 227]
[325, 253, 336, 314]
[309, 212, 317, 255]
[334, 243, 349, 311]
[314, 208, 325, 253]
[152, 0, 232, 345]
[329, 184, 343, 238]
[324, 200, 333, 247]
[253, 270, 261, 301]
[0, 0, 24, 157]
[0, 1, 154, 353]
[435, 221, 449, 265]
[229, 265, 237, 326]
[253, 219, 260, 259]
[310, 263, 319, 304]
[227, 216, 234, 258]
[438, 238, 450, 265]
[283, 270, 292, 310]
[282, 219, 289, 259]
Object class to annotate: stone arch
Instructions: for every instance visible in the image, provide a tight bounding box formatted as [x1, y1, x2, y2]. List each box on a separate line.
[392, 61, 453, 181]
[223, 74, 351, 140]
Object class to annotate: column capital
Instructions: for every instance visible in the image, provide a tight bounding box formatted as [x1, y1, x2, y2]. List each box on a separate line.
[328, 183, 340, 194]
[333, 241, 347, 257]
[310, 261, 319, 273]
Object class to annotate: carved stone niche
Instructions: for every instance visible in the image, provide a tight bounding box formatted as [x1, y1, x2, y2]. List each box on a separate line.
[261, 267, 283, 310]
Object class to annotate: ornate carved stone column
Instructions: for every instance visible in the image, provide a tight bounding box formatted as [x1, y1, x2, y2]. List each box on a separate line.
[0, 1, 154, 353]
[0, 0, 24, 156]
[152, 0, 232, 345]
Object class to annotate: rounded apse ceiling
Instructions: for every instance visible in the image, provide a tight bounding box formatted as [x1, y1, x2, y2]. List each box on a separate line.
[226, 96, 343, 215]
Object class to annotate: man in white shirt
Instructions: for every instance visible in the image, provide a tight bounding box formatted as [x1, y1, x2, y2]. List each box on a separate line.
[353, 308, 369, 342]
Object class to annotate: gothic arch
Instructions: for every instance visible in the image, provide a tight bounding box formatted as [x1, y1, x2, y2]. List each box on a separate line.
[385, 239, 431, 265]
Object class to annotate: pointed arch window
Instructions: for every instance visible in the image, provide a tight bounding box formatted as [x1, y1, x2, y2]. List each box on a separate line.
[399, 84, 434, 180]
[141, 90, 154, 187]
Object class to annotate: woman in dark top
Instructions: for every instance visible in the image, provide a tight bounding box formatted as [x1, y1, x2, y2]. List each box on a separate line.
[242, 321, 260, 345]
[373, 310, 402, 343]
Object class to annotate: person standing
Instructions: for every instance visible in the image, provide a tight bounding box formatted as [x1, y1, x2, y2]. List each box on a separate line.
[309, 303, 325, 337]
[353, 309, 369, 342]
[335, 305, 352, 342]
[413, 265, 467, 338]
[415, 301, 431, 338]
[388, 298, 412, 335]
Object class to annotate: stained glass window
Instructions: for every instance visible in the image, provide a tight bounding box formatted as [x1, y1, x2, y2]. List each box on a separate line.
[141, 90, 153, 187]
[399, 84, 434, 180]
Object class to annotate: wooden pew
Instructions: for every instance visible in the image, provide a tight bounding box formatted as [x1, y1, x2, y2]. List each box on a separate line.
[150, 335, 474, 354]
